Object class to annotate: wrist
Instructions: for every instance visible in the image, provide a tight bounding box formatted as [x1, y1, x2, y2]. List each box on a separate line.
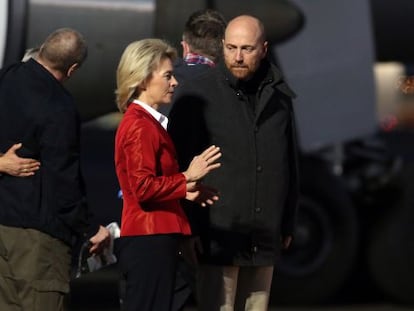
[182, 171, 193, 182]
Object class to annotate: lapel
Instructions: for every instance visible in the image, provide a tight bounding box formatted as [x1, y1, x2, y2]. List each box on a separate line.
[254, 64, 296, 124]
[132, 104, 175, 148]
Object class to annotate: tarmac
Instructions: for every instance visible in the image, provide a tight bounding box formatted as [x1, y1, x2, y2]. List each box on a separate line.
[71, 119, 414, 311]
[66, 266, 414, 311]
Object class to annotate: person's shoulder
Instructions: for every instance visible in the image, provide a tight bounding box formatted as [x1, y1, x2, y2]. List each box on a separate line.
[21, 59, 68, 96]
[0, 60, 34, 85]
[0, 61, 21, 78]
[118, 105, 161, 140]
[174, 60, 211, 83]
[182, 64, 218, 86]
[268, 62, 284, 81]
[173, 67, 218, 103]
[121, 105, 154, 127]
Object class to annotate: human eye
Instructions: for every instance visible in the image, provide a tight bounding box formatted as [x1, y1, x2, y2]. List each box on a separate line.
[164, 72, 172, 80]
[226, 45, 235, 52]
[243, 46, 255, 53]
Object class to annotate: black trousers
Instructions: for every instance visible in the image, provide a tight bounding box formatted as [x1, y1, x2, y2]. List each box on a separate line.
[118, 234, 191, 311]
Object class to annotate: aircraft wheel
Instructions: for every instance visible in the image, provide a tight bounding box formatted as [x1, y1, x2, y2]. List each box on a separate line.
[367, 163, 414, 304]
[270, 157, 358, 305]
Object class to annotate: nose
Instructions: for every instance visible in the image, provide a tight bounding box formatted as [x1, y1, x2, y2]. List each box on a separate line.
[171, 75, 178, 87]
[235, 49, 243, 62]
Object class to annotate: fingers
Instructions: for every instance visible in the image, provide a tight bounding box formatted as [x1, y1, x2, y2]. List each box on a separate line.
[200, 145, 221, 163]
[89, 230, 111, 255]
[19, 171, 35, 177]
[200, 146, 221, 173]
[185, 187, 219, 206]
[21, 158, 40, 165]
[89, 241, 107, 255]
[184, 145, 222, 182]
[22, 161, 40, 170]
[200, 145, 219, 157]
[206, 162, 221, 171]
[207, 152, 221, 164]
[18, 161, 41, 176]
[196, 191, 219, 207]
[7, 143, 22, 154]
[89, 243, 99, 254]
[3, 143, 41, 177]
[200, 196, 219, 207]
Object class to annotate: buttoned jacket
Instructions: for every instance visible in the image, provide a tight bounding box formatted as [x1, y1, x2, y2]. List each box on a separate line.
[169, 60, 299, 265]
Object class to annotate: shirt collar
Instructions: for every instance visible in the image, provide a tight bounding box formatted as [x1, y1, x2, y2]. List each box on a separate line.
[184, 52, 215, 67]
[132, 99, 169, 130]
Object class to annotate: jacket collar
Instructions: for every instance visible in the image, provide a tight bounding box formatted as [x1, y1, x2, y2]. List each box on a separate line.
[218, 58, 296, 99]
[218, 58, 282, 88]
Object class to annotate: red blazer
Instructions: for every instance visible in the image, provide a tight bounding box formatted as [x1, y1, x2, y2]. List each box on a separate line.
[115, 103, 191, 236]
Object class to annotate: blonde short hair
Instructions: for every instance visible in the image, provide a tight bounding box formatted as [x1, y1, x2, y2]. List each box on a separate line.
[115, 38, 177, 113]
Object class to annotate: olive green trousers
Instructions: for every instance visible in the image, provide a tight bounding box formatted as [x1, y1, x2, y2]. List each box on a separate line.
[0, 225, 71, 311]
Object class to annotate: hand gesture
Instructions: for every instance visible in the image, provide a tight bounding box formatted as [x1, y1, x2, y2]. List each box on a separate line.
[0, 143, 40, 176]
[183, 145, 221, 182]
[186, 182, 219, 207]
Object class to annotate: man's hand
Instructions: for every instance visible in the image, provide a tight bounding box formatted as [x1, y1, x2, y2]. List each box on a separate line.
[89, 225, 111, 255]
[281, 235, 293, 249]
[0, 143, 40, 176]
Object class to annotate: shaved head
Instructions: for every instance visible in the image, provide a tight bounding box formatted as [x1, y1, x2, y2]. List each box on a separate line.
[225, 15, 266, 44]
[223, 15, 268, 80]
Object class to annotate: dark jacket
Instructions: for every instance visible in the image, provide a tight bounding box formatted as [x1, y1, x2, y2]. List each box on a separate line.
[0, 59, 91, 245]
[173, 58, 211, 83]
[168, 59, 299, 266]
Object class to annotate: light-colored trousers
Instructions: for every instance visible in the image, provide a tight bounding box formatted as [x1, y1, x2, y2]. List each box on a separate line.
[196, 265, 274, 311]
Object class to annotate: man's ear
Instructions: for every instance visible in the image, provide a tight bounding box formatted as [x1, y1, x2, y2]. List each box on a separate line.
[262, 41, 269, 58]
[181, 40, 191, 57]
[67, 63, 79, 78]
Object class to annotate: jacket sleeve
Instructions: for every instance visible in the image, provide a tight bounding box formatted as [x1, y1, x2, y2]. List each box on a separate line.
[281, 98, 300, 237]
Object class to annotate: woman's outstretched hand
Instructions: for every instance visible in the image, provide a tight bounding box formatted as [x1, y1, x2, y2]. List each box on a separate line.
[183, 145, 221, 182]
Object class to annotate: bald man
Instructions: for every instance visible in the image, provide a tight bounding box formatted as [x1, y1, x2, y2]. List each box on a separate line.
[0, 28, 110, 311]
[169, 15, 299, 311]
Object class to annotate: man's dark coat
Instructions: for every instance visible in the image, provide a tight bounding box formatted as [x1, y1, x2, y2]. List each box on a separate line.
[0, 59, 90, 245]
[169, 60, 299, 266]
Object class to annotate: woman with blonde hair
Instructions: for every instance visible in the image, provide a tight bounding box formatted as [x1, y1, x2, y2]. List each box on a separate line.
[114, 38, 221, 311]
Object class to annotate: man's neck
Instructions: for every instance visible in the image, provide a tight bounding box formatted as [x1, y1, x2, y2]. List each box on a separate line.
[35, 58, 66, 82]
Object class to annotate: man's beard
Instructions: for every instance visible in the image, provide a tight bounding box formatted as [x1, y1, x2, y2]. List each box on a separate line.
[230, 65, 250, 80]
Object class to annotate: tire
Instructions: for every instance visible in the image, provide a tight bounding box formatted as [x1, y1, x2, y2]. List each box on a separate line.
[367, 163, 414, 304]
[270, 156, 358, 305]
